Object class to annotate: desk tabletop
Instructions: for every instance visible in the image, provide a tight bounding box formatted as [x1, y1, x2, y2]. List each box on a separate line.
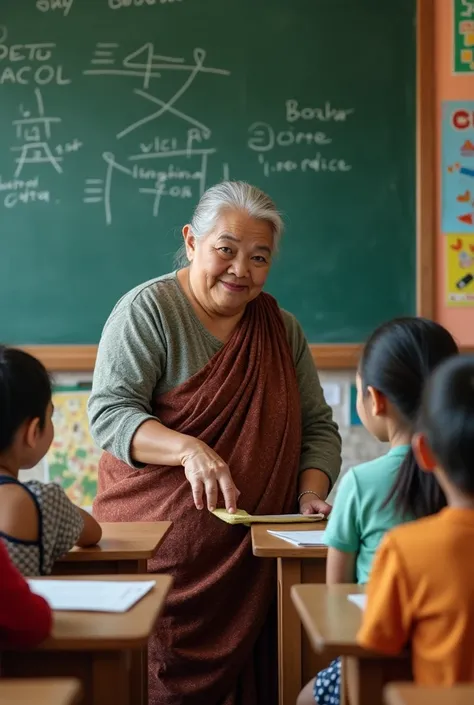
[291, 583, 368, 657]
[251, 521, 328, 558]
[0, 679, 81, 705]
[57, 522, 172, 563]
[29, 574, 172, 651]
[384, 684, 474, 705]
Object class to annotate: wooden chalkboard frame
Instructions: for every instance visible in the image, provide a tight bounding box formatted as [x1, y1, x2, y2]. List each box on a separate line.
[20, 0, 435, 371]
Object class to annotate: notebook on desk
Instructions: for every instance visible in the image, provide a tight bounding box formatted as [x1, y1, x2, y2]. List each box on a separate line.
[212, 509, 324, 525]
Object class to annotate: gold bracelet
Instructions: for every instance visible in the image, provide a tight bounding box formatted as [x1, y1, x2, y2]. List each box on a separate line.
[297, 490, 322, 504]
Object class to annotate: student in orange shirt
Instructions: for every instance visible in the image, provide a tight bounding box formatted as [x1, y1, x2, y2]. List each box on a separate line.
[359, 355, 474, 684]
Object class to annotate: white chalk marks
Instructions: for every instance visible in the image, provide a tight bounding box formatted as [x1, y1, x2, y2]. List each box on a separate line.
[85, 141, 215, 225]
[84, 43, 229, 140]
[11, 88, 62, 177]
[81, 42, 230, 226]
[108, 0, 183, 9]
[36, 0, 74, 17]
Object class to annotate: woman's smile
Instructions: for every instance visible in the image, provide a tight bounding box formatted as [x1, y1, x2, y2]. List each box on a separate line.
[219, 280, 248, 293]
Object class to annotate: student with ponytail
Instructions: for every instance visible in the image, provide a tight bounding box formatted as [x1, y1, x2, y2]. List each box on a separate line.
[297, 317, 459, 705]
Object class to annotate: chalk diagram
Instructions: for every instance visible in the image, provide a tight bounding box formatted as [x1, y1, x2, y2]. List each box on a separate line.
[11, 88, 63, 177]
[82, 42, 231, 225]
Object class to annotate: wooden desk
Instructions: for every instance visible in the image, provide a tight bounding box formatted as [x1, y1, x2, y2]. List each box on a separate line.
[1, 575, 172, 705]
[291, 584, 412, 705]
[53, 522, 172, 705]
[251, 522, 328, 705]
[0, 679, 81, 705]
[53, 522, 172, 575]
[384, 684, 474, 705]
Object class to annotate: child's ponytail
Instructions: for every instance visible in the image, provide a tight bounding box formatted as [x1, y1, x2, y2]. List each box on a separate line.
[384, 447, 445, 519]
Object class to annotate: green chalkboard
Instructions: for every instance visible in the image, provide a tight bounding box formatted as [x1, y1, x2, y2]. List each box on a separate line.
[0, 0, 416, 345]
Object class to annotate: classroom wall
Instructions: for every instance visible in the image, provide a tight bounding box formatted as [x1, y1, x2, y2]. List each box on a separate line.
[435, 0, 474, 343]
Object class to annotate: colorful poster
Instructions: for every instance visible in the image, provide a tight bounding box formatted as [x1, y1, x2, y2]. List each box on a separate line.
[46, 388, 100, 507]
[442, 102, 474, 233]
[454, 0, 474, 73]
[446, 234, 474, 305]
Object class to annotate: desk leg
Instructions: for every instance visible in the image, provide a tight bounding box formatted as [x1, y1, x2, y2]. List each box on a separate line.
[118, 560, 148, 705]
[343, 656, 412, 705]
[92, 652, 131, 705]
[53, 559, 150, 705]
[278, 557, 302, 705]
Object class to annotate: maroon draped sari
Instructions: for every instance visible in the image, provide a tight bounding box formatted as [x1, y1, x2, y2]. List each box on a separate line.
[93, 292, 302, 705]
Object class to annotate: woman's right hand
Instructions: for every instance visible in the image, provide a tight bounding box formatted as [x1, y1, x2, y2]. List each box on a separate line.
[181, 440, 240, 513]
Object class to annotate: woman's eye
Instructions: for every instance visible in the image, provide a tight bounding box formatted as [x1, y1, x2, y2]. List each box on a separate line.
[252, 255, 268, 264]
[218, 247, 233, 255]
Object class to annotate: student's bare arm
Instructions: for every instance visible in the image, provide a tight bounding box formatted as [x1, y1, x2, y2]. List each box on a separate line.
[326, 546, 356, 584]
[75, 508, 102, 547]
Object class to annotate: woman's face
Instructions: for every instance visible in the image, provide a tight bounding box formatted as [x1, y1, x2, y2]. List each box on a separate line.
[183, 209, 274, 317]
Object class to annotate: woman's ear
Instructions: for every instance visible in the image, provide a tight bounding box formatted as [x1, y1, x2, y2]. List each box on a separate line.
[366, 386, 386, 417]
[182, 225, 196, 263]
[412, 432, 437, 473]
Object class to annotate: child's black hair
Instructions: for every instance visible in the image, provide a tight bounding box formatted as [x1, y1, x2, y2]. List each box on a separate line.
[419, 355, 474, 495]
[0, 346, 52, 453]
[358, 318, 459, 519]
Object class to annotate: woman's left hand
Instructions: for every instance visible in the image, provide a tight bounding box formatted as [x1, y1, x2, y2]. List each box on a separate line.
[300, 496, 332, 517]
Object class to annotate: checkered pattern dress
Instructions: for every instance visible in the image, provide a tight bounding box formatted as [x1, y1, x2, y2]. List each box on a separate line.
[0, 476, 84, 576]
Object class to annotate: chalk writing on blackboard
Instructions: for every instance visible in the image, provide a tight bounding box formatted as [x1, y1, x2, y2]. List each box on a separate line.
[83, 138, 214, 224]
[36, 0, 74, 16]
[285, 100, 354, 123]
[1, 176, 50, 208]
[0, 27, 71, 86]
[12, 88, 62, 177]
[0, 86, 81, 208]
[108, 0, 183, 9]
[84, 43, 229, 84]
[248, 100, 354, 178]
[80, 43, 229, 224]
[83, 44, 228, 141]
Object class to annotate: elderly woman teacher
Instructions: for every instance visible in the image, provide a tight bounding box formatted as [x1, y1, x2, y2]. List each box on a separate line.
[89, 181, 341, 705]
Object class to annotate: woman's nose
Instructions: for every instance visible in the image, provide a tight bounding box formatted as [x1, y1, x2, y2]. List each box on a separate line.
[228, 257, 249, 279]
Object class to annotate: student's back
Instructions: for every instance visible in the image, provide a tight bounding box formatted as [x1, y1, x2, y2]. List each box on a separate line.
[360, 509, 474, 683]
[359, 355, 474, 686]
[324, 445, 411, 584]
[0, 346, 102, 575]
[0, 475, 86, 575]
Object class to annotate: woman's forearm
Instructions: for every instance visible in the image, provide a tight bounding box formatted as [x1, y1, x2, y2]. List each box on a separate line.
[298, 468, 330, 500]
[130, 419, 196, 466]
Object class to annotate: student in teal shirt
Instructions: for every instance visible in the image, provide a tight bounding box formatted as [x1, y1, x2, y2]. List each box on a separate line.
[298, 318, 459, 705]
[324, 445, 411, 584]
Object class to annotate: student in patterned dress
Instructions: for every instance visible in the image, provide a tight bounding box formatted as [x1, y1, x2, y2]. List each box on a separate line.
[297, 318, 459, 705]
[0, 346, 102, 576]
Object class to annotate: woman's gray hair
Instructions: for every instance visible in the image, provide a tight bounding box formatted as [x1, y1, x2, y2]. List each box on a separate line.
[175, 181, 283, 267]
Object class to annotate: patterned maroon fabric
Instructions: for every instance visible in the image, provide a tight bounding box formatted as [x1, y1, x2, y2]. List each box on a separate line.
[94, 293, 302, 705]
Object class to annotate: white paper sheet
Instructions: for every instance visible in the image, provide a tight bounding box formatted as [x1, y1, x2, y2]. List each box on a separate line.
[347, 594, 367, 610]
[28, 580, 156, 612]
[260, 514, 321, 520]
[267, 530, 327, 546]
